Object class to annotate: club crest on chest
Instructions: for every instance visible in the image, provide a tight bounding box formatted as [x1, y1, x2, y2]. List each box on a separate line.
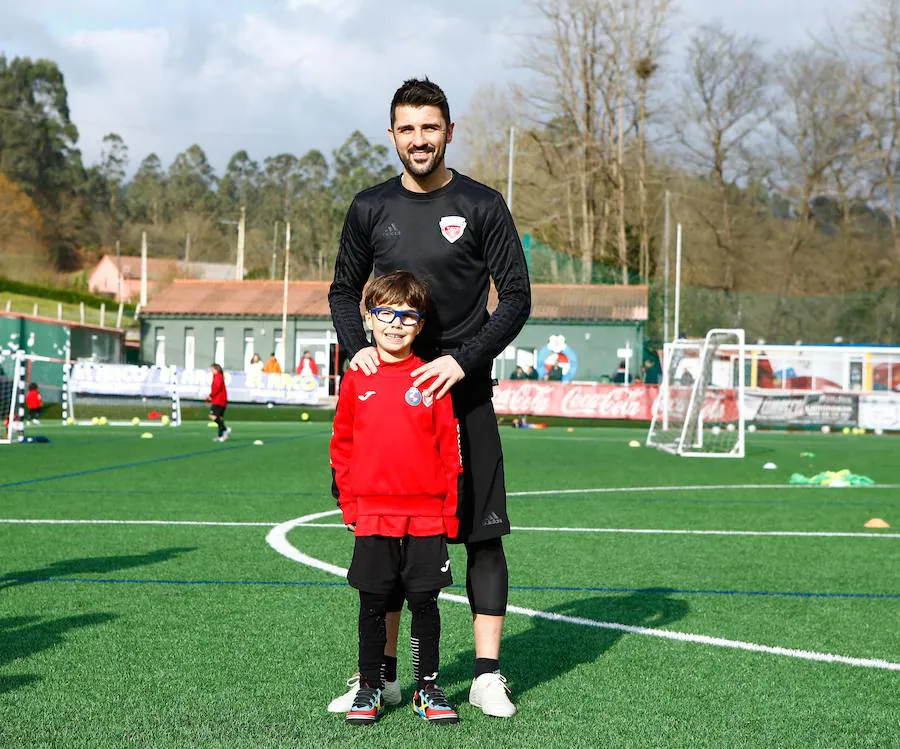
[404, 386, 432, 408]
[439, 216, 467, 243]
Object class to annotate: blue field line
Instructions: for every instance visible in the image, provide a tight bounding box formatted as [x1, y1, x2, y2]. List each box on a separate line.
[0, 434, 317, 490]
[4, 576, 898, 600]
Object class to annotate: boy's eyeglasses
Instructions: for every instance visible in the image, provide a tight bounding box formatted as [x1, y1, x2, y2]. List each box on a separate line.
[368, 307, 423, 326]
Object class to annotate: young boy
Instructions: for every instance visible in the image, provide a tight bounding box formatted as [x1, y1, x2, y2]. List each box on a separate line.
[330, 270, 462, 726]
[25, 383, 43, 424]
[207, 364, 230, 442]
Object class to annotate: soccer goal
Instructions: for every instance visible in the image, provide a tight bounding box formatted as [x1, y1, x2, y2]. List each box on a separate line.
[0, 350, 26, 444]
[65, 363, 182, 427]
[647, 328, 746, 458]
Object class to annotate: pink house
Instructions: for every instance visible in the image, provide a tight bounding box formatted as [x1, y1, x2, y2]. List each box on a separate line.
[88, 255, 238, 303]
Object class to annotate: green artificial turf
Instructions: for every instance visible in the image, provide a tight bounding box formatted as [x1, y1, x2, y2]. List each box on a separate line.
[1, 422, 898, 748]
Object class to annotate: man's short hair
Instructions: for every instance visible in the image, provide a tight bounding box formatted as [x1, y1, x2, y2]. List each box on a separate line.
[364, 270, 430, 314]
[390, 78, 450, 127]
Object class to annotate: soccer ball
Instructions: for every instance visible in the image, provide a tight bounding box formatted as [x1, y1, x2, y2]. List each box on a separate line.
[90, 417, 100, 426]
[98, 416, 108, 426]
[161, 415, 170, 426]
[131, 417, 141, 426]
[300, 412, 310, 422]
[726, 423, 736, 432]
[821, 425, 831, 434]
[711, 426, 721, 436]
[747, 424, 757, 433]
[66, 416, 75, 425]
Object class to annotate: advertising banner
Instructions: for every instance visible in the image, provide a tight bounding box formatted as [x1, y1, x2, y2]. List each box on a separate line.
[745, 392, 858, 428]
[71, 363, 320, 406]
[492, 382, 739, 422]
[858, 394, 900, 431]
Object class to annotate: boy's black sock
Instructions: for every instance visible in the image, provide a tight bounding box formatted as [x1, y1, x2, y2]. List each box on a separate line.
[474, 657, 500, 679]
[407, 591, 440, 689]
[382, 655, 398, 683]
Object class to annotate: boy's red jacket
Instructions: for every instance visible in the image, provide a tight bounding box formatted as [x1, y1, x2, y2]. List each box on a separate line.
[209, 372, 227, 406]
[330, 355, 461, 538]
[25, 390, 42, 409]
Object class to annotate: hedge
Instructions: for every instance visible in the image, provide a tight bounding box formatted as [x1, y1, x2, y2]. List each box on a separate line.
[0, 277, 137, 316]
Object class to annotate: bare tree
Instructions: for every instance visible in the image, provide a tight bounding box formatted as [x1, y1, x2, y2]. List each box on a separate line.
[673, 23, 774, 300]
[769, 49, 858, 337]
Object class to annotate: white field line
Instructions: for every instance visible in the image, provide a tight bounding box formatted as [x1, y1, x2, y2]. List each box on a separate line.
[0, 518, 274, 527]
[2, 517, 898, 539]
[508, 483, 900, 497]
[266, 510, 900, 672]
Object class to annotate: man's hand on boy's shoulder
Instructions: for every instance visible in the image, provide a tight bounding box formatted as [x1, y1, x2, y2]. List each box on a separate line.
[411, 356, 464, 400]
[349, 346, 380, 376]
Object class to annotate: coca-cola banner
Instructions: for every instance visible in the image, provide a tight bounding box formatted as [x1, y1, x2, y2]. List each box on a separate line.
[492, 382, 739, 422]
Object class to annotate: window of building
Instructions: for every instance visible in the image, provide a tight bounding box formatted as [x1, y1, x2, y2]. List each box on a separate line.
[243, 328, 254, 371]
[184, 327, 195, 370]
[154, 327, 166, 367]
[214, 328, 225, 366]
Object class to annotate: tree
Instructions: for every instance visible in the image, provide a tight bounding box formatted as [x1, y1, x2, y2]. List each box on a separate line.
[128, 154, 166, 226]
[167, 144, 217, 218]
[218, 149, 260, 219]
[331, 131, 394, 213]
[674, 23, 774, 308]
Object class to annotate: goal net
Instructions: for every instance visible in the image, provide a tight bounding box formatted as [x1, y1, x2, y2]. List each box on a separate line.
[647, 328, 745, 457]
[66, 363, 181, 427]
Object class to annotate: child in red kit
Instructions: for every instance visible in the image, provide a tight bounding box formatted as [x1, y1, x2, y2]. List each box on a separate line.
[207, 364, 230, 442]
[25, 383, 43, 424]
[330, 270, 461, 726]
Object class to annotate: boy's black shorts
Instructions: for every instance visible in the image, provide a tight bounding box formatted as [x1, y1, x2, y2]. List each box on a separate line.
[348, 535, 452, 595]
[450, 374, 510, 544]
[209, 404, 226, 419]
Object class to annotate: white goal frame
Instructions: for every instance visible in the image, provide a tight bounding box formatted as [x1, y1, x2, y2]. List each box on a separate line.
[647, 328, 746, 458]
[0, 350, 26, 444]
[64, 363, 182, 427]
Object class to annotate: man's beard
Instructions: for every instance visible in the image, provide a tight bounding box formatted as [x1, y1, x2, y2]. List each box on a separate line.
[398, 142, 446, 178]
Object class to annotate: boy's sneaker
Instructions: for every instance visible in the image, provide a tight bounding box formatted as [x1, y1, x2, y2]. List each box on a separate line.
[469, 672, 516, 717]
[327, 673, 401, 713]
[345, 686, 383, 725]
[412, 684, 459, 724]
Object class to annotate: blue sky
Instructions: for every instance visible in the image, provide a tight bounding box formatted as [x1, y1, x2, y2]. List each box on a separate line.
[0, 0, 852, 175]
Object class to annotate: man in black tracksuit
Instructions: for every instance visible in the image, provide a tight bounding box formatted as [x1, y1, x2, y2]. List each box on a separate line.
[328, 78, 531, 718]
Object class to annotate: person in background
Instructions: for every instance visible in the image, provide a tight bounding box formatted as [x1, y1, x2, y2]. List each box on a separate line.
[296, 350, 320, 378]
[612, 361, 631, 384]
[263, 352, 282, 374]
[525, 366, 539, 380]
[509, 366, 525, 380]
[207, 364, 230, 442]
[246, 353, 264, 388]
[25, 383, 42, 424]
[546, 363, 563, 381]
[641, 358, 662, 385]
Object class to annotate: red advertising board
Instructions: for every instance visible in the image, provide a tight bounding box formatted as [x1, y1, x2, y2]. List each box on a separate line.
[493, 381, 740, 422]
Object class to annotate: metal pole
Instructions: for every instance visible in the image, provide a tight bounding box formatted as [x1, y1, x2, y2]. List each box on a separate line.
[506, 126, 515, 211]
[140, 231, 148, 307]
[663, 190, 671, 345]
[236, 206, 246, 281]
[673, 223, 683, 343]
[281, 222, 291, 368]
[271, 220, 279, 280]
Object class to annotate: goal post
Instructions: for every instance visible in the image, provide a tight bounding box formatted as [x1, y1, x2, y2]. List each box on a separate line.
[647, 328, 746, 458]
[66, 363, 182, 427]
[0, 350, 26, 444]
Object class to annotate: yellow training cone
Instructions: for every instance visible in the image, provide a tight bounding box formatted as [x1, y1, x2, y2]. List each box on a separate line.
[864, 518, 891, 529]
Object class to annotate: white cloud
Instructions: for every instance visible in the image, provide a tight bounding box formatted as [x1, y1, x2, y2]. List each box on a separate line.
[0, 0, 855, 176]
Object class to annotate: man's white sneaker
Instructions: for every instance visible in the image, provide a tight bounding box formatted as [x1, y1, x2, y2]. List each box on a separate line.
[327, 673, 402, 713]
[469, 672, 516, 717]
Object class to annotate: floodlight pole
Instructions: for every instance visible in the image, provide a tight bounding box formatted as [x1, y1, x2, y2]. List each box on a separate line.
[281, 222, 291, 367]
[506, 126, 515, 211]
[236, 206, 246, 281]
[140, 231, 148, 307]
[663, 190, 671, 345]
[673, 223, 682, 343]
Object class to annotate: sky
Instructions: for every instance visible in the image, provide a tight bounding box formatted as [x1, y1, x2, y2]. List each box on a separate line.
[0, 0, 853, 175]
